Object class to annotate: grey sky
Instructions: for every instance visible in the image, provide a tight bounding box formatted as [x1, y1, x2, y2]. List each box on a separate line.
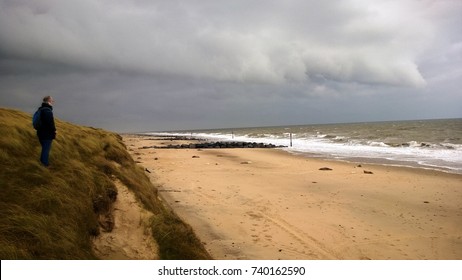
[1, 0, 461, 132]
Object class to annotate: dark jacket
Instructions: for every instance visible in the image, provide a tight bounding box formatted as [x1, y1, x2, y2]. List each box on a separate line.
[37, 103, 56, 140]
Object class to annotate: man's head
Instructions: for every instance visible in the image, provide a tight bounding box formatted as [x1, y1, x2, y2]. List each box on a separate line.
[43, 96, 54, 105]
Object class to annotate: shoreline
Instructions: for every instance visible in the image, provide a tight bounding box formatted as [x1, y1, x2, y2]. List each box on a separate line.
[287, 150, 462, 176]
[143, 133, 462, 176]
[123, 134, 462, 260]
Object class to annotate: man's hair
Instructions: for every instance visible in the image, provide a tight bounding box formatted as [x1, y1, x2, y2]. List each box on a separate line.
[43, 96, 52, 102]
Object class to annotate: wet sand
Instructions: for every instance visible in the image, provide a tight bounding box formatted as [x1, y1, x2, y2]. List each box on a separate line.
[124, 135, 462, 260]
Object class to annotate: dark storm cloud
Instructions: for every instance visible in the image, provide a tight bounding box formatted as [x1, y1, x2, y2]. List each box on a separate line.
[0, 0, 461, 131]
[0, 0, 436, 86]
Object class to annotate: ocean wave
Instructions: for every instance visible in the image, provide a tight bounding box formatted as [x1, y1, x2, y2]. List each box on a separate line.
[151, 119, 462, 174]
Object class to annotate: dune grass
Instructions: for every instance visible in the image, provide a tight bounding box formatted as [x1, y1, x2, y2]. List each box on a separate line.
[0, 108, 210, 260]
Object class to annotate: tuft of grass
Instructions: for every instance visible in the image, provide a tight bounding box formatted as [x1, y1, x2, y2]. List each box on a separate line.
[0, 108, 210, 259]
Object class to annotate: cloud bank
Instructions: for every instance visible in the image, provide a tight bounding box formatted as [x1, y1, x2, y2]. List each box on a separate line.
[0, 0, 439, 87]
[1, 0, 461, 131]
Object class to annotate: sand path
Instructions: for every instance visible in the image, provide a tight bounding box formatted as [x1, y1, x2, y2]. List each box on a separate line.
[92, 179, 159, 260]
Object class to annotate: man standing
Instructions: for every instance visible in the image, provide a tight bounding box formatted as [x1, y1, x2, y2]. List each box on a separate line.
[36, 96, 56, 167]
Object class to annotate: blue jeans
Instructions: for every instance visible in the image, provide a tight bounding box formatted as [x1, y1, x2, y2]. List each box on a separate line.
[39, 139, 53, 166]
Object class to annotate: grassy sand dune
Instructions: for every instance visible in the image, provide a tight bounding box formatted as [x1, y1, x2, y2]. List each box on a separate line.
[0, 108, 210, 260]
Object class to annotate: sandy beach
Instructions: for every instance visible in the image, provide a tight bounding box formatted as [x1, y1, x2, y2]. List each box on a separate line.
[124, 135, 462, 260]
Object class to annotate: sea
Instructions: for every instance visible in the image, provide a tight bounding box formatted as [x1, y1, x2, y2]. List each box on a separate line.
[148, 118, 462, 175]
